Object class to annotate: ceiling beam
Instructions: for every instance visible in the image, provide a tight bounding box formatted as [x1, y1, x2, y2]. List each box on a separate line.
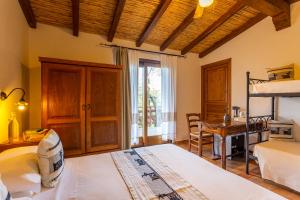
[18, 0, 37, 28]
[160, 9, 196, 51]
[240, 0, 290, 31]
[240, 0, 289, 16]
[272, 9, 290, 30]
[181, 3, 244, 55]
[289, 0, 300, 3]
[72, 0, 80, 36]
[199, 13, 267, 58]
[136, 0, 172, 47]
[108, 0, 126, 42]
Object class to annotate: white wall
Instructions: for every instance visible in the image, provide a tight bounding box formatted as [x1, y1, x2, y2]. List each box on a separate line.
[28, 24, 201, 141]
[0, 0, 28, 142]
[200, 2, 300, 141]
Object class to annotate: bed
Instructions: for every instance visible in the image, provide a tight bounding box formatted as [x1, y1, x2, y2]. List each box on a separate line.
[251, 79, 300, 95]
[245, 72, 300, 175]
[254, 140, 300, 192]
[23, 144, 285, 200]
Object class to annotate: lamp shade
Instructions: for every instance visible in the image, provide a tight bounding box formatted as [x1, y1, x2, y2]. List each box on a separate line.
[199, 0, 214, 7]
[17, 99, 28, 111]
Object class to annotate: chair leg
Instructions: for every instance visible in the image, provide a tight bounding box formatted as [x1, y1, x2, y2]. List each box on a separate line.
[198, 137, 203, 157]
[212, 135, 215, 156]
[188, 135, 191, 152]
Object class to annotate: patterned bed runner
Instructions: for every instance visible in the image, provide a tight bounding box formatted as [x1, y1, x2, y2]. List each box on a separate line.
[111, 148, 209, 200]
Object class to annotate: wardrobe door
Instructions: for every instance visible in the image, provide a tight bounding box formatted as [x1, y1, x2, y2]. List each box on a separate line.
[86, 67, 121, 152]
[42, 63, 86, 156]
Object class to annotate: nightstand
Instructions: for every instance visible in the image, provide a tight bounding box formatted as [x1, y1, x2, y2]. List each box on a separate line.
[0, 140, 40, 153]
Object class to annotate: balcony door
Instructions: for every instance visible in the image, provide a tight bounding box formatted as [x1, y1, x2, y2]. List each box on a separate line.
[138, 59, 162, 146]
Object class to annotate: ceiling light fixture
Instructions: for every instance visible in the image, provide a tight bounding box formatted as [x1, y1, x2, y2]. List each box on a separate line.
[194, 0, 214, 19]
[199, 0, 214, 7]
[194, 4, 204, 19]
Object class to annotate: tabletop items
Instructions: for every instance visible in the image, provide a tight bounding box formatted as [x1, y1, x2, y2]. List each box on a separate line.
[23, 129, 48, 142]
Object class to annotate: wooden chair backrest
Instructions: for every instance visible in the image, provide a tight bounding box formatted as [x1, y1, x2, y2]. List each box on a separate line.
[186, 113, 201, 133]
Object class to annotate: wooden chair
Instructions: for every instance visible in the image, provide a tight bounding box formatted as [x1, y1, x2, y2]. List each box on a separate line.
[186, 113, 214, 156]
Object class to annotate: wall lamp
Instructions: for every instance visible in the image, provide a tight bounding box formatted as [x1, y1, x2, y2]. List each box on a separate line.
[0, 88, 29, 111]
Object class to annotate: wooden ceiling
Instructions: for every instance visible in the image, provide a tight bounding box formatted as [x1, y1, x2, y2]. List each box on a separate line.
[18, 0, 297, 57]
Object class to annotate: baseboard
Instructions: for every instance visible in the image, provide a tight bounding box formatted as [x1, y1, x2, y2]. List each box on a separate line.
[174, 139, 188, 145]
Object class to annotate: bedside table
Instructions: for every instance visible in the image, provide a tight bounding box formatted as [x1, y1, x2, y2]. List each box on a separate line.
[0, 140, 40, 153]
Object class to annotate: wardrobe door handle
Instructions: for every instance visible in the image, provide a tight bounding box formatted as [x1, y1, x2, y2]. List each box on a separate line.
[86, 104, 91, 110]
[82, 104, 86, 111]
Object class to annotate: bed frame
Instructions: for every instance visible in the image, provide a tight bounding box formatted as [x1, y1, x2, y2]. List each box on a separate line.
[245, 72, 300, 174]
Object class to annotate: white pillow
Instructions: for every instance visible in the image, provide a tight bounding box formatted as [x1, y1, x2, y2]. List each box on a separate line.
[0, 147, 41, 197]
[268, 120, 294, 139]
[37, 130, 64, 188]
[0, 146, 37, 162]
[0, 177, 11, 200]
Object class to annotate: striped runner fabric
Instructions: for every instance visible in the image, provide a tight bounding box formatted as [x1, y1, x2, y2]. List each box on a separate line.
[111, 148, 209, 200]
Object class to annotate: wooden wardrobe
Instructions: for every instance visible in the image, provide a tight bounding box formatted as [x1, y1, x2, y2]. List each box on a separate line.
[40, 57, 122, 157]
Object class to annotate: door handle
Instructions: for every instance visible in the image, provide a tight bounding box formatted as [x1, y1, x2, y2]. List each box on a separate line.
[82, 104, 86, 111]
[86, 104, 91, 110]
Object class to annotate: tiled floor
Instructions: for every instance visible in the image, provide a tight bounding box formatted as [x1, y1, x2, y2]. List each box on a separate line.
[175, 141, 300, 200]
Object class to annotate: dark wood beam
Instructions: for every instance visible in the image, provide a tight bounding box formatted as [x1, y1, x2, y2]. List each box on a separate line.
[181, 3, 244, 55]
[160, 9, 195, 51]
[289, 0, 300, 3]
[18, 0, 37, 28]
[199, 13, 267, 58]
[240, 0, 287, 16]
[136, 0, 172, 47]
[72, 0, 80, 36]
[272, 9, 290, 30]
[108, 0, 126, 42]
[240, 0, 290, 31]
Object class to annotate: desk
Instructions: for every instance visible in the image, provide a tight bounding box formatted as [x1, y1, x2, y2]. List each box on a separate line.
[202, 121, 247, 169]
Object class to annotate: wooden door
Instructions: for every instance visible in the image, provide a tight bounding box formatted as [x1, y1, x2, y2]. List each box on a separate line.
[201, 58, 231, 122]
[86, 67, 121, 152]
[42, 63, 86, 156]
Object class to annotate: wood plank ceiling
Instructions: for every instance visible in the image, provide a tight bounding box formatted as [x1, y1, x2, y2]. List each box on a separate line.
[19, 0, 297, 57]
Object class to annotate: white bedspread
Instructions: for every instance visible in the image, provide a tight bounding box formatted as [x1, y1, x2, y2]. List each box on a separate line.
[254, 141, 300, 192]
[252, 80, 300, 94]
[33, 144, 285, 200]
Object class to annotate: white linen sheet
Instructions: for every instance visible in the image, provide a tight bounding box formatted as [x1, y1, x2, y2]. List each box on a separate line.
[254, 140, 300, 192]
[251, 80, 300, 94]
[33, 144, 286, 200]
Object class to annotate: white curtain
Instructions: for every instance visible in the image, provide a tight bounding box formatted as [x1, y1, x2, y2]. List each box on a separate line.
[160, 54, 177, 142]
[113, 47, 131, 149]
[128, 50, 140, 145]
